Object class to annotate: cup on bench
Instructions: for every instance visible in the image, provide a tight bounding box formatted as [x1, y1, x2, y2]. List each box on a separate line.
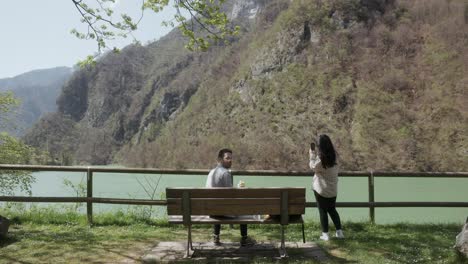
[237, 180, 245, 188]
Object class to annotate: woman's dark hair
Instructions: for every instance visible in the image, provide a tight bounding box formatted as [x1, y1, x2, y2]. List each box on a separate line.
[317, 134, 337, 169]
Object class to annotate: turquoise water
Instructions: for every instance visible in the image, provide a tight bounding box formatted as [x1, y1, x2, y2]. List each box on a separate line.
[5, 171, 468, 224]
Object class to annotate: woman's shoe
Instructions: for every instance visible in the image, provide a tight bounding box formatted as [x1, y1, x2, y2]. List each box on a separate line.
[319, 232, 330, 241]
[335, 229, 345, 239]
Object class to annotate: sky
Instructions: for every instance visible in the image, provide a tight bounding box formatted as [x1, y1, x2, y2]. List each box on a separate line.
[0, 1, 178, 79]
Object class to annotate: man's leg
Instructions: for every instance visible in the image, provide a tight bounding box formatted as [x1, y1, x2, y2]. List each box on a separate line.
[240, 224, 247, 237]
[213, 224, 221, 244]
[240, 224, 255, 246]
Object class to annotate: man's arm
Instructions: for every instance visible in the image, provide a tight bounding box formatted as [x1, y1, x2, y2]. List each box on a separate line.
[223, 171, 233, 187]
[206, 169, 214, 187]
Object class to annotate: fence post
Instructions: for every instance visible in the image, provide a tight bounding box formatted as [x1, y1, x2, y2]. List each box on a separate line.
[368, 170, 375, 224]
[87, 167, 93, 226]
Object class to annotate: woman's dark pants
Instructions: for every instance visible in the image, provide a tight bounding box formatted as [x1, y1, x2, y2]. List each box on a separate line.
[314, 190, 342, 233]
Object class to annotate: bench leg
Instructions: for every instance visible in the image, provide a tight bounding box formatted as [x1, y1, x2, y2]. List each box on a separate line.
[280, 225, 288, 258]
[185, 225, 193, 258]
[302, 222, 306, 243]
[189, 224, 194, 250]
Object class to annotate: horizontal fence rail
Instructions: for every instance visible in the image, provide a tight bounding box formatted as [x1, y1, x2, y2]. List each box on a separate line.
[0, 196, 167, 205]
[1, 164, 467, 225]
[1, 197, 467, 208]
[1, 164, 467, 177]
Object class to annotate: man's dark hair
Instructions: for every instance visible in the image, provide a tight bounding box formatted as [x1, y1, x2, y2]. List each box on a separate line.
[218, 148, 232, 159]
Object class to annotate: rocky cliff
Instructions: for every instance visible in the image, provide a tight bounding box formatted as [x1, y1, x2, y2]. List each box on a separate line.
[24, 0, 468, 171]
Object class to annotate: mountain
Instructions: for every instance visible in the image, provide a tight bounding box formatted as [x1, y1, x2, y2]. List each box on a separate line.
[24, 0, 468, 171]
[0, 67, 73, 136]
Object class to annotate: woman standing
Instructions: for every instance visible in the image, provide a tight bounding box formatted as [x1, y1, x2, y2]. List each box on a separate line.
[309, 134, 344, 241]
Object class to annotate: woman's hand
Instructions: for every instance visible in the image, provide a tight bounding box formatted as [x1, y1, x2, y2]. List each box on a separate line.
[309, 148, 319, 170]
[309, 148, 315, 160]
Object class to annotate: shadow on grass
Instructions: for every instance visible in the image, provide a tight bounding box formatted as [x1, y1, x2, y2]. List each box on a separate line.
[159, 246, 359, 264]
[0, 234, 30, 264]
[0, 254, 33, 264]
[178, 245, 325, 263]
[323, 222, 467, 263]
[1, 226, 144, 262]
[170, 224, 358, 263]
[0, 235, 19, 248]
[103, 246, 143, 262]
[455, 252, 468, 264]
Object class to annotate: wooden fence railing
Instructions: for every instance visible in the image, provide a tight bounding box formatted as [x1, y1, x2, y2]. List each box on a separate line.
[1, 164, 467, 225]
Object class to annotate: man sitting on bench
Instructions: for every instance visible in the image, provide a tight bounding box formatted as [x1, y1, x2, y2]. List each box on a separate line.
[206, 148, 253, 246]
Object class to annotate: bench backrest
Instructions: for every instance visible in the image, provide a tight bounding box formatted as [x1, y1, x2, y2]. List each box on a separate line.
[166, 187, 306, 225]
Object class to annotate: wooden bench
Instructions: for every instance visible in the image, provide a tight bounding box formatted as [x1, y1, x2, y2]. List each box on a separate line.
[166, 187, 306, 258]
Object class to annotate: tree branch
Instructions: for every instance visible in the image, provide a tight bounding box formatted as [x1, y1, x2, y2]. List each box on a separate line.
[178, 0, 220, 38]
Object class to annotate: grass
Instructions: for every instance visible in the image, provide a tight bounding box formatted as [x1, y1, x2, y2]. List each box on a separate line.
[0, 208, 467, 263]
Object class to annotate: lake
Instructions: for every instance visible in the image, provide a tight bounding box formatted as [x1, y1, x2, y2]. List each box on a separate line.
[4, 171, 468, 224]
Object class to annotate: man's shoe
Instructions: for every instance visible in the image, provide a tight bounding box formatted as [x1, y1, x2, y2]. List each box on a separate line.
[240, 236, 255, 246]
[213, 235, 221, 245]
[319, 232, 330, 241]
[336, 229, 345, 239]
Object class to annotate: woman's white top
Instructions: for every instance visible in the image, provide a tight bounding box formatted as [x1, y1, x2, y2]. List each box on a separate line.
[309, 151, 339, 198]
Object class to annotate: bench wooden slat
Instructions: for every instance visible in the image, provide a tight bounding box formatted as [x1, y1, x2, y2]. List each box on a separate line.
[171, 197, 306, 204]
[166, 188, 305, 199]
[168, 198, 305, 215]
[169, 198, 279, 215]
[167, 197, 306, 206]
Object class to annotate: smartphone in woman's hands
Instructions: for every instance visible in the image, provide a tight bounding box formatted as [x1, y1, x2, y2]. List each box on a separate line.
[310, 142, 316, 151]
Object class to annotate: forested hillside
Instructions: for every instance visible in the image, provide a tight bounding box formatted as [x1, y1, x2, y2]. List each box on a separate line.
[24, 0, 468, 171]
[0, 67, 72, 137]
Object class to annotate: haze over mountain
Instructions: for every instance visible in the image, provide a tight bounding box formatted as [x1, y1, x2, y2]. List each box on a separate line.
[0, 67, 73, 137]
[24, 0, 468, 171]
